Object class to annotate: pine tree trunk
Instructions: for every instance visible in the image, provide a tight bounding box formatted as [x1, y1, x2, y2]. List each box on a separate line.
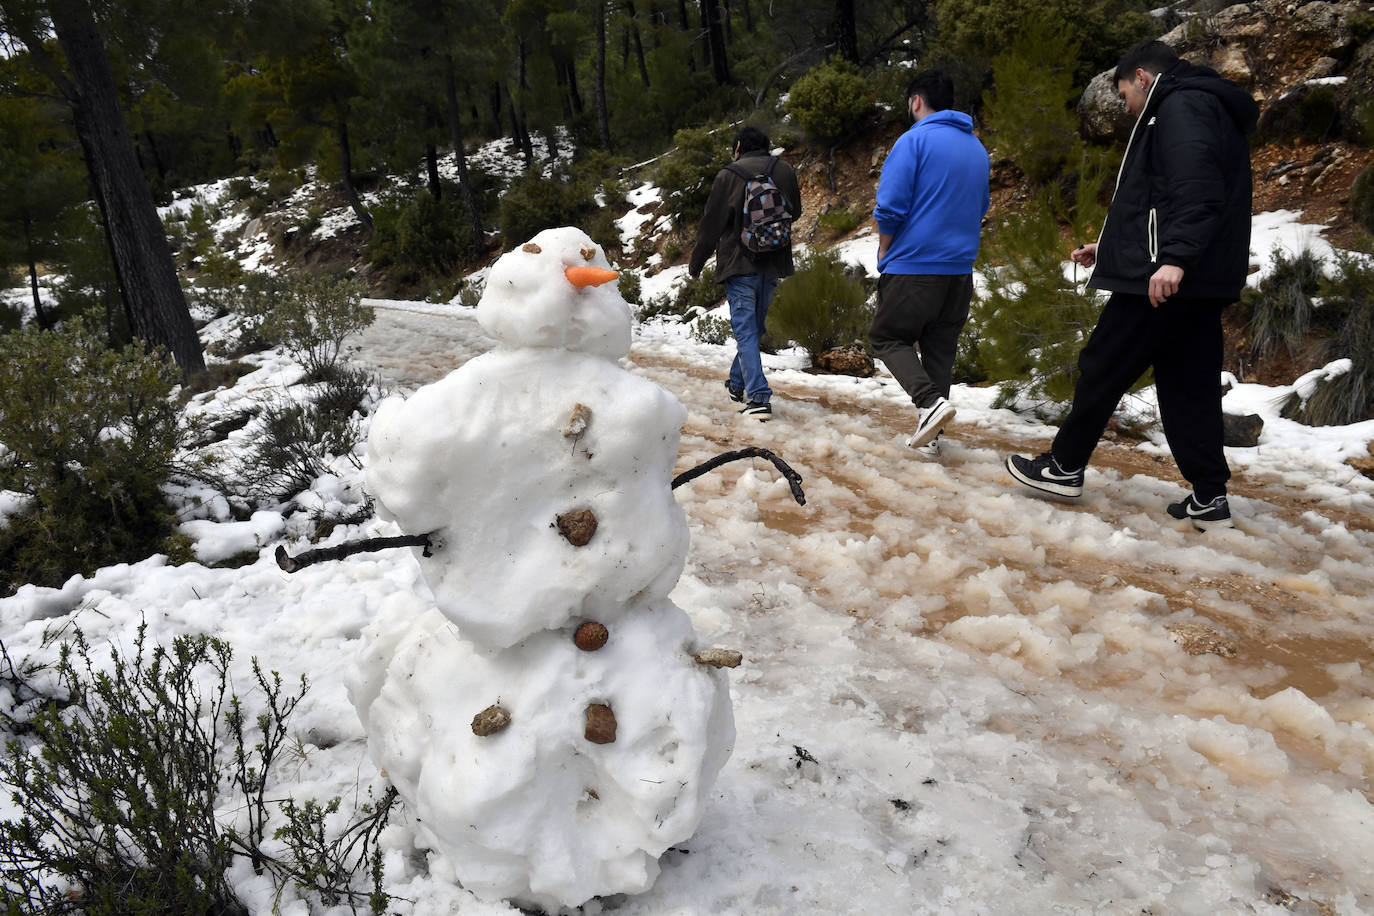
[426, 143, 442, 199]
[28, 260, 50, 330]
[699, 0, 730, 84]
[629, 1, 654, 85]
[45, 0, 204, 373]
[677, 0, 696, 72]
[832, 0, 858, 63]
[595, 0, 611, 151]
[334, 119, 373, 234]
[443, 52, 485, 254]
[503, 82, 534, 166]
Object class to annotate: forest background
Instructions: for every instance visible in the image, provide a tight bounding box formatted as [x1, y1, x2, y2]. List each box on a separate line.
[1, 0, 1373, 591]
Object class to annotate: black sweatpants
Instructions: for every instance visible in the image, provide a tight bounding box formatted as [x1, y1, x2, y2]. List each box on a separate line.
[868, 273, 973, 409]
[1051, 292, 1231, 501]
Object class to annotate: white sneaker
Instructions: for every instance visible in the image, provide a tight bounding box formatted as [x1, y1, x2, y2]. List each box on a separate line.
[910, 431, 942, 457]
[906, 397, 955, 448]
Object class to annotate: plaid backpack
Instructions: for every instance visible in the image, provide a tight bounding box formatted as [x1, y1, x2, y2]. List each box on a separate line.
[726, 157, 793, 255]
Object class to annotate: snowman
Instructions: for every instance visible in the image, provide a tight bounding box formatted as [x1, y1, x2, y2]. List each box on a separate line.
[348, 227, 736, 912]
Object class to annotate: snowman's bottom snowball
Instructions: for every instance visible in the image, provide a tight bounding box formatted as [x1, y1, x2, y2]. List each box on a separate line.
[348, 600, 735, 911]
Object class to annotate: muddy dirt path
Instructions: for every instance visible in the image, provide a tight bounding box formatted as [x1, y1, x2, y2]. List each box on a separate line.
[354, 305, 1374, 790]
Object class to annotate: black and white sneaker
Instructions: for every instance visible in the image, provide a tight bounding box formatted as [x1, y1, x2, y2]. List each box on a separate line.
[1167, 493, 1234, 531]
[1005, 452, 1085, 497]
[739, 400, 772, 420]
[907, 397, 955, 448]
[724, 381, 745, 403]
[910, 430, 943, 457]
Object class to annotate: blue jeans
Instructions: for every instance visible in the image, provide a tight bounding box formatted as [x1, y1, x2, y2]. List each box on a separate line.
[724, 273, 779, 404]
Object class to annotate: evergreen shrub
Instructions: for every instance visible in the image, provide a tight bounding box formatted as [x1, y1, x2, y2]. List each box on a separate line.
[934, 0, 1152, 81]
[0, 626, 396, 915]
[671, 266, 724, 319]
[973, 164, 1110, 409]
[784, 57, 873, 145]
[654, 126, 732, 230]
[817, 207, 863, 235]
[497, 169, 596, 249]
[0, 318, 185, 594]
[983, 23, 1083, 184]
[1241, 247, 1325, 360]
[766, 250, 871, 363]
[367, 183, 476, 282]
[1289, 249, 1374, 425]
[259, 274, 374, 383]
[692, 313, 732, 345]
[224, 366, 372, 503]
[618, 270, 643, 309]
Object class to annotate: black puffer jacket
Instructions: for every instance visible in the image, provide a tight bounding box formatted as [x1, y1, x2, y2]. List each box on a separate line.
[689, 151, 803, 282]
[1089, 61, 1259, 302]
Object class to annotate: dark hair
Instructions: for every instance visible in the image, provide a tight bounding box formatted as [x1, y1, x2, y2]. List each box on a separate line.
[1113, 41, 1179, 84]
[906, 70, 954, 112]
[734, 126, 770, 154]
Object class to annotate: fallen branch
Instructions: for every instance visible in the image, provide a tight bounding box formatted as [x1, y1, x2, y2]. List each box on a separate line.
[672, 447, 806, 505]
[275, 534, 433, 573]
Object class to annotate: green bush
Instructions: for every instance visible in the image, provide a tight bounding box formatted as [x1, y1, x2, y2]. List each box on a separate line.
[51, 205, 123, 335]
[817, 207, 863, 236]
[0, 318, 185, 594]
[654, 125, 733, 231]
[259, 273, 374, 383]
[692, 313, 732, 345]
[1260, 86, 1341, 143]
[1352, 163, 1374, 234]
[983, 22, 1083, 185]
[672, 266, 724, 319]
[0, 626, 396, 915]
[934, 0, 1152, 82]
[1288, 249, 1374, 425]
[226, 365, 372, 503]
[367, 183, 477, 281]
[1241, 247, 1325, 360]
[618, 270, 643, 310]
[784, 57, 873, 146]
[0, 300, 20, 332]
[973, 164, 1111, 409]
[766, 250, 871, 362]
[497, 168, 597, 250]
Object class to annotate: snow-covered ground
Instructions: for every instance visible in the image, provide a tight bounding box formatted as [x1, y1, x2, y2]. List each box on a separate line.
[3, 158, 1374, 914]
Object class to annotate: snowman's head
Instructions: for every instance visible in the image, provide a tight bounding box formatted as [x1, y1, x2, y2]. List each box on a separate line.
[476, 227, 633, 358]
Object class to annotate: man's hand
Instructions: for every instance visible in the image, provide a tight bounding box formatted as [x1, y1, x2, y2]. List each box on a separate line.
[1148, 264, 1184, 308]
[1070, 242, 1097, 267]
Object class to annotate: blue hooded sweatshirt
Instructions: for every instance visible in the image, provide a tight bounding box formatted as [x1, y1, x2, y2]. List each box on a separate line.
[873, 109, 990, 275]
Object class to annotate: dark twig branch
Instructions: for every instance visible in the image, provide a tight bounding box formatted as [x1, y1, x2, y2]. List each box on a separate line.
[275, 535, 433, 573]
[672, 447, 806, 505]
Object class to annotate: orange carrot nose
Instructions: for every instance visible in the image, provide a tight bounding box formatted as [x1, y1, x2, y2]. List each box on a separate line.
[565, 265, 620, 289]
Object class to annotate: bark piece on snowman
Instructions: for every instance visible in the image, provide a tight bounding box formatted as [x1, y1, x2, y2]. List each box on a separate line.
[347, 597, 734, 912]
[363, 227, 690, 649]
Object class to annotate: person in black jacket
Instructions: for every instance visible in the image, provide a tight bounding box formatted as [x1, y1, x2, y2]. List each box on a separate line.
[689, 127, 802, 420]
[1005, 40, 1259, 531]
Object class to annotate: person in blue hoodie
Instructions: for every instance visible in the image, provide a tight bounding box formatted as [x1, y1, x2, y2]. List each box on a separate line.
[870, 70, 991, 450]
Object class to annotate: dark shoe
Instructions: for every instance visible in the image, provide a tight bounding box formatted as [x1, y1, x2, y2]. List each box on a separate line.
[1005, 452, 1084, 497]
[1167, 493, 1234, 531]
[724, 381, 745, 403]
[739, 400, 772, 420]
[907, 397, 955, 448]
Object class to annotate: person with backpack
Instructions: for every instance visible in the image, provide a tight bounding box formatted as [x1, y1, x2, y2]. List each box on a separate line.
[689, 126, 802, 420]
[870, 70, 991, 450]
